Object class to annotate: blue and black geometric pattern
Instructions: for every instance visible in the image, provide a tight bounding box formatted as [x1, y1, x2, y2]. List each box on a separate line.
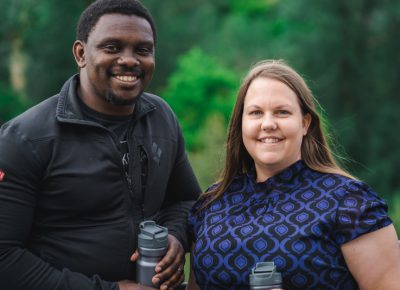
[188, 160, 391, 290]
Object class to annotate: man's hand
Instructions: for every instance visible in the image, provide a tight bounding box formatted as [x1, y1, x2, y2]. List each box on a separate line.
[131, 234, 185, 290]
[118, 280, 157, 290]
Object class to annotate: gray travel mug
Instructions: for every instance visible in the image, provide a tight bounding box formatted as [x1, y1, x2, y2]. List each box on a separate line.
[249, 262, 283, 290]
[136, 220, 168, 287]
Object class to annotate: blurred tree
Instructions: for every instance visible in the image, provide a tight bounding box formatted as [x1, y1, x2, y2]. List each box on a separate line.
[188, 114, 227, 190]
[0, 83, 31, 125]
[0, 0, 38, 98]
[163, 47, 238, 151]
[141, 0, 221, 92]
[141, 0, 281, 91]
[0, 0, 92, 102]
[23, 0, 92, 102]
[275, 0, 400, 197]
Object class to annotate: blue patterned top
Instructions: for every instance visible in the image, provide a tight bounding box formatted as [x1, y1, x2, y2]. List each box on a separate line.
[188, 161, 391, 290]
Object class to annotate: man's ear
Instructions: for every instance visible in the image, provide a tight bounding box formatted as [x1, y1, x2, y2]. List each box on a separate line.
[72, 40, 86, 68]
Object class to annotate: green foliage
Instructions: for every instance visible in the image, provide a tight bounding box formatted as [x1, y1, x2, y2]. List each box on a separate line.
[190, 1, 288, 71]
[277, 0, 400, 200]
[141, 0, 221, 92]
[1, 0, 38, 39]
[23, 0, 91, 102]
[0, 83, 31, 125]
[230, 0, 278, 16]
[188, 114, 227, 190]
[388, 193, 400, 235]
[163, 47, 238, 151]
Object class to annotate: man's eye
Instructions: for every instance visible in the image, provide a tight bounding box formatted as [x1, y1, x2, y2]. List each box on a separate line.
[103, 45, 118, 53]
[137, 47, 153, 56]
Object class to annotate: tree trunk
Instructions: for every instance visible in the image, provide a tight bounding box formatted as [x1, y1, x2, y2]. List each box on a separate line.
[9, 37, 27, 99]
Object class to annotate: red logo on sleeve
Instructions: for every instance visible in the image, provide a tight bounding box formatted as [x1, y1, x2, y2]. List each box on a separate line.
[0, 170, 5, 182]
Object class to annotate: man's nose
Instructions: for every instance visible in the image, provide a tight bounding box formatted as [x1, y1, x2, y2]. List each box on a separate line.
[117, 52, 139, 67]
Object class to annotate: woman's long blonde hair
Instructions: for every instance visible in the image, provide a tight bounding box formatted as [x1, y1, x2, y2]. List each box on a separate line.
[200, 60, 355, 210]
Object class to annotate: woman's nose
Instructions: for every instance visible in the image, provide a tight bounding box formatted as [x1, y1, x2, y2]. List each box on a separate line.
[261, 114, 277, 131]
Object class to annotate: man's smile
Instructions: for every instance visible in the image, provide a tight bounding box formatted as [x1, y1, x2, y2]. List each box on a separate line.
[114, 75, 138, 83]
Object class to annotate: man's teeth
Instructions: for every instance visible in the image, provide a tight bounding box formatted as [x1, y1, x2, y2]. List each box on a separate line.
[115, 75, 137, 82]
[260, 137, 280, 143]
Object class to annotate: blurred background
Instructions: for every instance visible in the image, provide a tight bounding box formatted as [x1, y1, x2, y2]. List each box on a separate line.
[1, 0, 399, 232]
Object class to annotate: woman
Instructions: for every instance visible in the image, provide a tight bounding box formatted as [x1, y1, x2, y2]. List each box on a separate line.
[187, 60, 400, 290]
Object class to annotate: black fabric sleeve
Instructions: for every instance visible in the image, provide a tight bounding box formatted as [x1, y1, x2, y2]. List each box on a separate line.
[157, 124, 201, 252]
[0, 127, 115, 290]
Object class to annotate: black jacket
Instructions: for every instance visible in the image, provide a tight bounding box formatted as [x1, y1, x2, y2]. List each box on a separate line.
[0, 75, 201, 290]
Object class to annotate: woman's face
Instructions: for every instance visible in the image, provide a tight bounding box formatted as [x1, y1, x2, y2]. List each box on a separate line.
[242, 77, 311, 181]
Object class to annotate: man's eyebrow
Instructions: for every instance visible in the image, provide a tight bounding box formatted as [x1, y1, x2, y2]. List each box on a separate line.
[96, 38, 154, 46]
[97, 37, 121, 44]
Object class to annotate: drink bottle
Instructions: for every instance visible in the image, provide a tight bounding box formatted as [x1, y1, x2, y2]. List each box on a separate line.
[249, 262, 283, 290]
[136, 220, 168, 287]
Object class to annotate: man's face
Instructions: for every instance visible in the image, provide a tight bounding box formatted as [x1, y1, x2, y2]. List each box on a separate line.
[74, 13, 155, 115]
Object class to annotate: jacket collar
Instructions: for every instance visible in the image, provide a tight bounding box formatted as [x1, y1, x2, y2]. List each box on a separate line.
[56, 74, 155, 124]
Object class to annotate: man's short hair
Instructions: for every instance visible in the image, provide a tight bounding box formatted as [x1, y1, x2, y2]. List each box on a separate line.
[76, 0, 156, 43]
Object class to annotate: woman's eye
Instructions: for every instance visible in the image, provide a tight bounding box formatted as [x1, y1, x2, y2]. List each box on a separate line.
[277, 110, 290, 115]
[249, 110, 262, 116]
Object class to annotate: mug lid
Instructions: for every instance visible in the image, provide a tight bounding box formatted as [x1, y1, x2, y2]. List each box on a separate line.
[138, 220, 168, 248]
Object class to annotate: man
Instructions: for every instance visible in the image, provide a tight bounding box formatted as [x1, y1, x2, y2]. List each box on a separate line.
[0, 0, 201, 289]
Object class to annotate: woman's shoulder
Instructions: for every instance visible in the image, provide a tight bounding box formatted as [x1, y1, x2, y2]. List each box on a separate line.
[304, 167, 373, 195]
[191, 174, 249, 213]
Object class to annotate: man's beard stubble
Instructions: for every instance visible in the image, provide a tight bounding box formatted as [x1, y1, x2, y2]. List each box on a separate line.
[105, 89, 143, 106]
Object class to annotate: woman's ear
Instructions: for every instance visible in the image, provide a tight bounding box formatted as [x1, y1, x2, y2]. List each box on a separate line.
[72, 40, 86, 68]
[302, 113, 312, 136]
